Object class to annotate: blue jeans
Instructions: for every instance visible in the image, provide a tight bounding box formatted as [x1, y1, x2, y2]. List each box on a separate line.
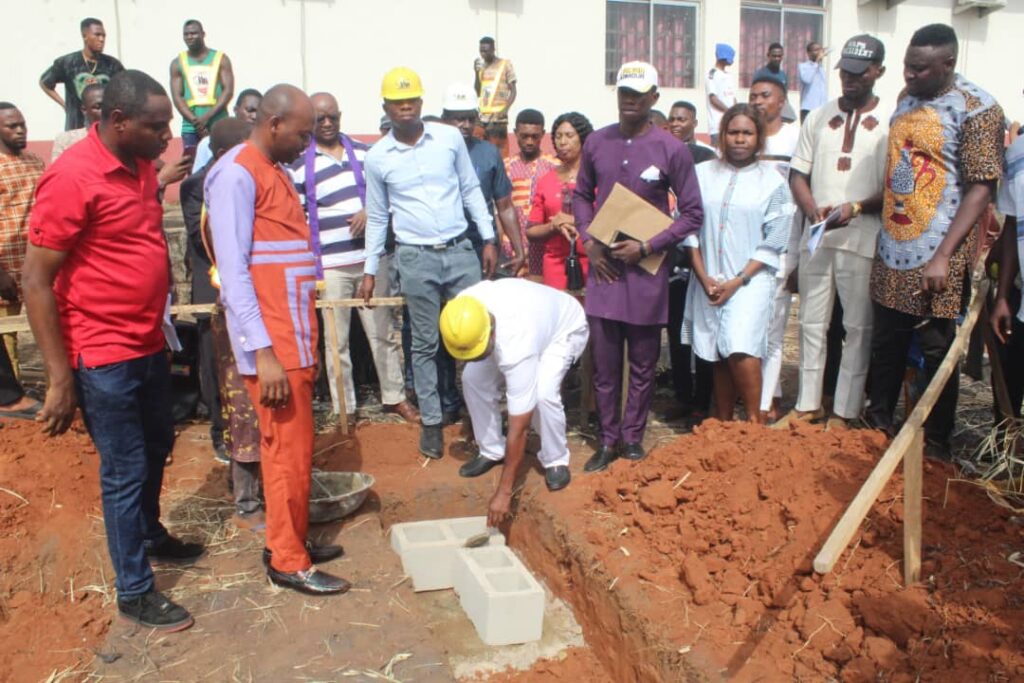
[75, 351, 175, 598]
[396, 238, 480, 426]
[181, 130, 201, 150]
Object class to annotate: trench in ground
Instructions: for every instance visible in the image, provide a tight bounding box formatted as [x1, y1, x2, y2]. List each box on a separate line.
[377, 480, 715, 682]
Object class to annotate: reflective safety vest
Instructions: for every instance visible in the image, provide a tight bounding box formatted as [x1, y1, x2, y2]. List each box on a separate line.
[478, 59, 508, 115]
[179, 50, 224, 108]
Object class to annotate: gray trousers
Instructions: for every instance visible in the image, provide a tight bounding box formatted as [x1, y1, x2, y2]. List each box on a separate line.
[395, 238, 481, 426]
[232, 460, 262, 515]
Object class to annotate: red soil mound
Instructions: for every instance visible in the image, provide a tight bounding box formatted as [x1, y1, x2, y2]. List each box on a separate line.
[0, 420, 110, 681]
[586, 419, 1024, 682]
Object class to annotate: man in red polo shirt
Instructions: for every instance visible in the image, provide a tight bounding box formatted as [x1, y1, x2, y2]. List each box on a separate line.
[23, 70, 199, 632]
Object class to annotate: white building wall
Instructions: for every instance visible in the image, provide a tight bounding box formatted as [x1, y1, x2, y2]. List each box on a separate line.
[10, 0, 1024, 143]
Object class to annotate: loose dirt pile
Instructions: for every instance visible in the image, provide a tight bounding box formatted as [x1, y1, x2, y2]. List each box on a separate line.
[582, 420, 1024, 681]
[0, 420, 110, 682]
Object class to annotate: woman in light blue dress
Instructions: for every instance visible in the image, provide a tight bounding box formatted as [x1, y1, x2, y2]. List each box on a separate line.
[682, 104, 795, 423]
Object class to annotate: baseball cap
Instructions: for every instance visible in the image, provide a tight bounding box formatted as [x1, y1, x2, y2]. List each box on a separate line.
[442, 83, 478, 112]
[751, 68, 787, 92]
[380, 66, 424, 100]
[836, 34, 885, 74]
[715, 43, 736, 64]
[616, 61, 658, 94]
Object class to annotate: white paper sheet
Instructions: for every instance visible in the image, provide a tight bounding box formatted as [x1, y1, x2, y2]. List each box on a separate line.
[805, 207, 842, 256]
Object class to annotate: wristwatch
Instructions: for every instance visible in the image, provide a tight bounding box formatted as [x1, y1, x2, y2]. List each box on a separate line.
[850, 201, 863, 218]
[739, 273, 751, 286]
[482, 238, 497, 246]
[639, 241, 650, 258]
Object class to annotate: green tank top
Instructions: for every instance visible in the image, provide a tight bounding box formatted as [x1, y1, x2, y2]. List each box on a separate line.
[179, 49, 226, 134]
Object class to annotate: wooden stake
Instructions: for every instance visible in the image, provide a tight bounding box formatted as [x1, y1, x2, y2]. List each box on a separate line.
[814, 274, 989, 575]
[903, 430, 923, 585]
[322, 305, 349, 435]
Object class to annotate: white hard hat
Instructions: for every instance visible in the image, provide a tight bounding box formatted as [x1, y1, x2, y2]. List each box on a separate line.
[442, 83, 478, 112]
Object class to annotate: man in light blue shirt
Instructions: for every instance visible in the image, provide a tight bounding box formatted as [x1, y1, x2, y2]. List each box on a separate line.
[358, 66, 497, 459]
[798, 41, 828, 121]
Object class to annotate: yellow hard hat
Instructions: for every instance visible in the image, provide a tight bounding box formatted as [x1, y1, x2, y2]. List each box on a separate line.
[381, 67, 424, 100]
[440, 296, 491, 361]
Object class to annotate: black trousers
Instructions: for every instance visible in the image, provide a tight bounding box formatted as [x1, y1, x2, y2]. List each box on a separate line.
[668, 277, 712, 411]
[865, 302, 958, 445]
[197, 317, 225, 447]
[0, 340, 23, 405]
[822, 295, 845, 400]
[995, 287, 1024, 417]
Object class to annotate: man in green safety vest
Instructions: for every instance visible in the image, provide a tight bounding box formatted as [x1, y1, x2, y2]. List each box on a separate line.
[169, 19, 234, 153]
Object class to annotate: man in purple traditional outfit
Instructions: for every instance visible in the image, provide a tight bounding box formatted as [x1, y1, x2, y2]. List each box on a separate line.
[574, 61, 703, 472]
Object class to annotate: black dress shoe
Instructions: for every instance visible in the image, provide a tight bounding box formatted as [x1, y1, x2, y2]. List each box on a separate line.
[442, 410, 462, 426]
[420, 424, 444, 459]
[267, 567, 352, 595]
[544, 466, 571, 491]
[622, 442, 646, 461]
[146, 535, 206, 563]
[459, 454, 502, 478]
[584, 445, 618, 473]
[262, 541, 345, 567]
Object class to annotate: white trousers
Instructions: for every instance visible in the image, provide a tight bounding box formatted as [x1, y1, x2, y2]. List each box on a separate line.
[463, 329, 588, 469]
[796, 246, 873, 418]
[760, 282, 792, 411]
[322, 258, 406, 413]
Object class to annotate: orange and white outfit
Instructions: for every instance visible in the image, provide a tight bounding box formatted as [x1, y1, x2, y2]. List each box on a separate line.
[205, 141, 319, 573]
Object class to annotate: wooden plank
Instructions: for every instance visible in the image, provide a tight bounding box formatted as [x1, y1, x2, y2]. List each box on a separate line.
[322, 305, 349, 435]
[903, 430, 923, 585]
[813, 275, 990, 575]
[0, 315, 28, 334]
[0, 297, 406, 334]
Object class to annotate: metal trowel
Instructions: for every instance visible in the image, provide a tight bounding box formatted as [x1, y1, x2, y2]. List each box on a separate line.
[464, 530, 494, 548]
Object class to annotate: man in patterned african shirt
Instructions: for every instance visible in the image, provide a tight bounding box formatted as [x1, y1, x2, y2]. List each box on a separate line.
[865, 24, 1004, 457]
[0, 103, 45, 379]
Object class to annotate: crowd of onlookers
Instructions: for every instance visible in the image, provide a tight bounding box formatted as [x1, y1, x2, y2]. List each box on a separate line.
[0, 14, 1020, 627]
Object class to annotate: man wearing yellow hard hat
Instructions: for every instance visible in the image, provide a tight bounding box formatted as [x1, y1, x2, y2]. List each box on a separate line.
[439, 279, 588, 525]
[358, 67, 498, 460]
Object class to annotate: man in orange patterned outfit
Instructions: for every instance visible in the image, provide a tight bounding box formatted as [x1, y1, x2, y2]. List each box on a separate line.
[206, 84, 350, 595]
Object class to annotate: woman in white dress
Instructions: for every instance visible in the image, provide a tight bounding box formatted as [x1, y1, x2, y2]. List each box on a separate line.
[682, 104, 795, 423]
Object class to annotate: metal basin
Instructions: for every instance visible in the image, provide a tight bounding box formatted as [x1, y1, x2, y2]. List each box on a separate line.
[308, 471, 375, 524]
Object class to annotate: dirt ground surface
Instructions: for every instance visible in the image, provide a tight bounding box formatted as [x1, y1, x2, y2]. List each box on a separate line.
[0, 420, 117, 682]
[3, 298, 1017, 682]
[558, 419, 1024, 681]
[0, 415, 614, 682]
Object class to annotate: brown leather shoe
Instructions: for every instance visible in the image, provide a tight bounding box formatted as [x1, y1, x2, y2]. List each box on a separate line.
[383, 400, 419, 423]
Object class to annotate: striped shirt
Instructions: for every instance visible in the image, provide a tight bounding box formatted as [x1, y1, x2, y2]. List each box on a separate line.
[288, 135, 370, 268]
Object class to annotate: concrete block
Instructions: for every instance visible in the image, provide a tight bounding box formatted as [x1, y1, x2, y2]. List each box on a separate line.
[453, 546, 544, 646]
[390, 516, 505, 592]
